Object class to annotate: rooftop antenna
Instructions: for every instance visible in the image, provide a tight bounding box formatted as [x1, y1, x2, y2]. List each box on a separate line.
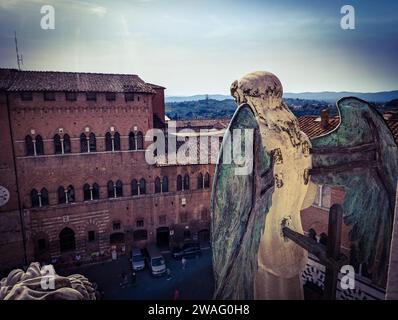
[14, 31, 23, 70]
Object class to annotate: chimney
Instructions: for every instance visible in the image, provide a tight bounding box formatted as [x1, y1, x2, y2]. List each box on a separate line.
[320, 109, 329, 129]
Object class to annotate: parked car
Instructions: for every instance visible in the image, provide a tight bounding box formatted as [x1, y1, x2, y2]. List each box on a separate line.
[131, 248, 145, 271]
[172, 242, 201, 259]
[145, 244, 166, 276]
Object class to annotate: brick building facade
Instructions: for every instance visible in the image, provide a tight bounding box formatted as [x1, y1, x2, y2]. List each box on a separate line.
[0, 69, 214, 273]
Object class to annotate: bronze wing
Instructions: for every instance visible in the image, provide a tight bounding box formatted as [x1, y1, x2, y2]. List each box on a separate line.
[211, 103, 274, 299]
[310, 97, 398, 286]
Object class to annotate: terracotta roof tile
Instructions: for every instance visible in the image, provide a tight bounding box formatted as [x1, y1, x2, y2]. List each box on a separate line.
[386, 119, 398, 144]
[1, 69, 156, 93]
[297, 116, 339, 139]
[298, 115, 398, 144]
[0, 68, 18, 90]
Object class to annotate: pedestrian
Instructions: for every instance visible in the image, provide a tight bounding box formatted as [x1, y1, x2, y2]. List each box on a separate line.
[75, 254, 81, 266]
[120, 271, 127, 288]
[166, 268, 172, 280]
[181, 257, 186, 270]
[132, 272, 137, 286]
[174, 288, 180, 300]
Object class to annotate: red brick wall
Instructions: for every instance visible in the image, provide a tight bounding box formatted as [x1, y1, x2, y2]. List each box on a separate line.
[151, 87, 165, 123]
[0, 90, 214, 270]
[9, 91, 153, 157]
[300, 186, 352, 256]
[0, 91, 26, 272]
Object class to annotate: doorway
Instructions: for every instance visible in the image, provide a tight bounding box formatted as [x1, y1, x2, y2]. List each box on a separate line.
[59, 227, 76, 253]
[156, 227, 170, 248]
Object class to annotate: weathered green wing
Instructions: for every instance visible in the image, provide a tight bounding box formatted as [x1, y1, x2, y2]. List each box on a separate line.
[310, 97, 398, 285]
[211, 103, 273, 299]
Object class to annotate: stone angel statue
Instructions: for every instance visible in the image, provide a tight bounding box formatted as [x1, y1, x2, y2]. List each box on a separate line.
[211, 71, 398, 299]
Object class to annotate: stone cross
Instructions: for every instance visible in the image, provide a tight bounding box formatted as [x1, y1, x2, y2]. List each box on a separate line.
[282, 203, 348, 299]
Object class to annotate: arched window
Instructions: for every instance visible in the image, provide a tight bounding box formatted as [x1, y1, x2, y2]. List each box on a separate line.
[35, 135, 44, 155]
[59, 227, 76, 252]
[177, 175, 183, 191]
[105, 132, 112, 151]
[67, 185, 75, 203]
[183, 174, 190, 190]
[41, 188, 49, 206]
[162, 176, 169, 193]
[55, 133, 72, 155]
[107, 181, 114, 198]
[64, 134, 71, 154]
[131, 179, 138, 196]
[116, 180, 123, 197]
[155, 177, 161, 193]
[31, 189, 40, 207]
[114, 132, 121, 151]
[104, 131, 121, 152]
[129, 132, 136, 150]
[32, 188, 49, 207]
[84, 183, 99, 201]
[54, 134, 62, 154]
[58, 186, 66, 204]
[89, 132, 96, 152]
[80, 133, 88, 153]
[83, 183, 91, 201]
[139, 178, 146, 195]
[204, 172, 210, 188]
[136, 131, 144, 150]
[25, 135, 34, 156]
[197, 173, 204, 189]
[92, 183, 100, 200]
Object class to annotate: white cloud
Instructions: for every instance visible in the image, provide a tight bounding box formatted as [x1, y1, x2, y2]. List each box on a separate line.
[89, 5, 107, 18]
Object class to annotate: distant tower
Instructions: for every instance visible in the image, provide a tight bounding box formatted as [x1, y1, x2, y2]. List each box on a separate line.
[206, 94, 209, 108]
[14, 31, 23, 70]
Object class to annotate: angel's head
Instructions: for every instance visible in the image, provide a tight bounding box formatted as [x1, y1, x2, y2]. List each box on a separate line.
[230, 71, 283, 114]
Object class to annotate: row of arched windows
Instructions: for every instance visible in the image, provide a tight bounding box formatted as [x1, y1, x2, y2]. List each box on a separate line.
[25, 131, 144, 156]
[30, 173, 211, 208]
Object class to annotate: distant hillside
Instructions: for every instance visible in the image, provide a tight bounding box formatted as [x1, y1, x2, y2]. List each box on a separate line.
[166, 98, 334, 120]
[166, 96, 398, 120]
[284, 91, 398, 103]
[165, 95, 231, 103]
[166, 99, 236, 120]
[166, 90, 398, 103]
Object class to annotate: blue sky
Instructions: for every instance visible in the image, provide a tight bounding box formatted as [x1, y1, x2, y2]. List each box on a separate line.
[0, 0, 397, 95]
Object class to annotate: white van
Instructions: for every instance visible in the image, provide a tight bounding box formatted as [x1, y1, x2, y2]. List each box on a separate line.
[146, 245, 166, 276]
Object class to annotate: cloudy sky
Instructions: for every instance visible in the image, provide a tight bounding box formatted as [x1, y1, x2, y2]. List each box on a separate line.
[0, 0, 397, 95]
